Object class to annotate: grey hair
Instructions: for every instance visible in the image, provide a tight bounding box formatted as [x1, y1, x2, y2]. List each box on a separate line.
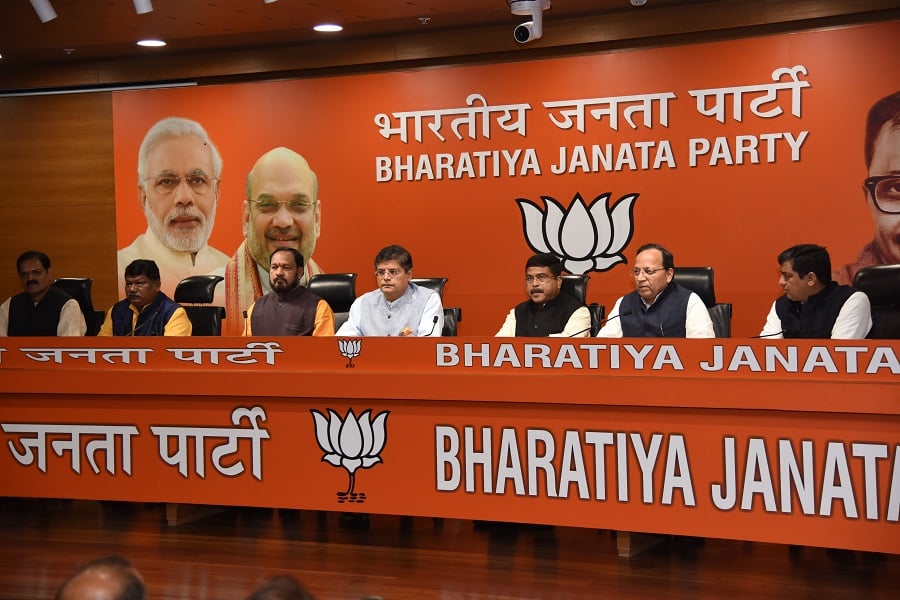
[137, 117, 223, 185]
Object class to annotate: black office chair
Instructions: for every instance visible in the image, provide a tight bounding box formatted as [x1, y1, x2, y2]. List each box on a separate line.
[853, 264, 900, 339]
[413, 277, 463, 336]
[173, 275, 226, 336]
[411, 277, 448, 299]
[307, 273, 358, 331]
[52, 277, 104, 335]
[442, 307, 462, 336]
[560, 274, 605, 335]
[672, 267, 732, 337]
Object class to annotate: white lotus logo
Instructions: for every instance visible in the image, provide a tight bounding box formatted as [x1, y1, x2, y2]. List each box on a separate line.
[337, 338, 362, 368]
[518, 192, 638, 274]
[311, 408, 389, 503]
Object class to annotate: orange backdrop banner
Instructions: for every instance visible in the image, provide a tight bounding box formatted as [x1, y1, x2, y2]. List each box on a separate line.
[112, 21, 900, 336]
[1, 337, 898, 553]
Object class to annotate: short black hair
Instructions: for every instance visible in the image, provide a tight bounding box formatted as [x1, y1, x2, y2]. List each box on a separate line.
[374, 244, 412, 272]
[865, 91, 900, 169]
[125, 258, 160, 281]
[525, 253, 563, 276]
[124, 259, 161, 282]
[270, 247, 304, 269]
[635, 243, 675, 270]
[778, 244, 832, 284]
[17, 250, 50, 272]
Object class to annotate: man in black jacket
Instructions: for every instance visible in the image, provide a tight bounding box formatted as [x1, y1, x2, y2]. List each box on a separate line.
[495, 253, 590, 337]
[0, 250, 85, 336]
[760, 244, 871, 339]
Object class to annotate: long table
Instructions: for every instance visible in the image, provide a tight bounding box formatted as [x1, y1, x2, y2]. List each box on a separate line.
[1, 337, 897, 554]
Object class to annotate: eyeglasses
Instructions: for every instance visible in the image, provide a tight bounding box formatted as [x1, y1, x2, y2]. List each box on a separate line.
[525, 274, 556, 283]
[146, 171, 215, 196]
[632, 267, 667, 277]
[375, 268, 405, 279]
[864, 176, 900, 214]
[251, 198, 317, 215]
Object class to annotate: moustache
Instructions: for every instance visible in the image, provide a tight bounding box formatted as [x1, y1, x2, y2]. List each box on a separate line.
[166, 207, 204, 224]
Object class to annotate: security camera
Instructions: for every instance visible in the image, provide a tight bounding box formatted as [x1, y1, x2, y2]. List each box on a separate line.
[514, 21, 538, 43]
[509, 0, 550, 44]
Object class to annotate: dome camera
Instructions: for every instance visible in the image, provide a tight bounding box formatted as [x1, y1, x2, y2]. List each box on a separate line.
[509, 0, 550, 44]
[514, 21, 536, 44]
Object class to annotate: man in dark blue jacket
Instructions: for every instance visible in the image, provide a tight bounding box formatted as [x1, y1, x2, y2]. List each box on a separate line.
[760, 244, 871, 339]
[99, 259, 191, 336]
[596, 243, 714, 338]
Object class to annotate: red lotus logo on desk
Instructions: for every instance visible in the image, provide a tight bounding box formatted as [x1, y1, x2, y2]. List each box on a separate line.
[518, 192, 638, 274]
[337, 338, 362, 368]
[310, 408, 390, 504]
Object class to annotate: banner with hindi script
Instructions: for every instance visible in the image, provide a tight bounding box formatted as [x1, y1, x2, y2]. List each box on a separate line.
[111, 20, 900, 336]
[1, 337, 898, 551]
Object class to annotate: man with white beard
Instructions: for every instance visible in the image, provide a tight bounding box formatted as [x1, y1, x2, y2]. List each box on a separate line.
[117, 117, 228, 298]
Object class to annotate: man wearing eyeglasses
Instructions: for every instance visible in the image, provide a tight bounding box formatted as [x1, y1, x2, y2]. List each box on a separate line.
[117, 117, 228, 299]
[495, 253, 590, 337]
[761, 244, 871, 339]
[221, 147, 323, 335]
[98, 259, 192, 336]
[833, 92, 900, 285]
[336, 245, 443, 337]
[596, 243, 714, 338]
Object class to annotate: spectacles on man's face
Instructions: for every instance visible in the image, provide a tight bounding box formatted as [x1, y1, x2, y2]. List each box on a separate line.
[375, 268, 405, 279]
[864, 175, 900, 214]
[251, 198, 317, 215]
[147, 171, 215, 196]
[525, 274, 557, 284]
[632, 267, 667, 277]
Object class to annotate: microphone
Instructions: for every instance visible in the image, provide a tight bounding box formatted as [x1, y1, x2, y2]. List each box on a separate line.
[567, 309, 633, 337]
[425, 315, 439, 336]
[128, 307, 161, 336]
[751, 330, 785, 338]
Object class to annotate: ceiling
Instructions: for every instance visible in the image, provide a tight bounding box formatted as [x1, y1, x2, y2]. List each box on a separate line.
[0, 0, 896, 91]
[0, 0, 737, 67]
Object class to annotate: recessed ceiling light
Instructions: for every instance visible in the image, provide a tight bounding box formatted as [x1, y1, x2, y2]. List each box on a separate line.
[137, 39, 166, 48]
[313, 24, 343, 33]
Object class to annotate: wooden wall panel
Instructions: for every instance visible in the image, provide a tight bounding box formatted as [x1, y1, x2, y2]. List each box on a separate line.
[0, 93, 118, 312]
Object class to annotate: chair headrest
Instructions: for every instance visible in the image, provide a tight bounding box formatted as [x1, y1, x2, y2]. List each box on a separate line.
[174, 275, 224, 304]
[52, 278, 95, 311]
[307, 273, 358, 313]
[853, 264, 900, 305]
[673, 267, 716, 307]
[411, 277, 448, 299]
[560, 274, 589, 304]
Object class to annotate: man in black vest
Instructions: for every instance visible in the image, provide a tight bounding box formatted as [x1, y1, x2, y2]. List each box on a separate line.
[0, 250, 86, 336]
[760, 244, 871, 338]
[98, 259, 192, 336]
[596, 243, 714, 338]
[495, 253, 590, 337]
[243, 247, 334, 336]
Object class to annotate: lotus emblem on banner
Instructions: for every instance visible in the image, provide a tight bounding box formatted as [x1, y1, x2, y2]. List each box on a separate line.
[337, 338, 362, 368]
[517, 192, 638, 274]
[311, 408, 390, 503]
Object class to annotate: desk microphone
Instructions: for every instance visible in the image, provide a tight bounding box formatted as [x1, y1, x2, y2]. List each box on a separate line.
[751, 330, 785, 338]
[567, 309, 633, 337]
[425, 315, 439, 336]
[128, 307, 161, 336]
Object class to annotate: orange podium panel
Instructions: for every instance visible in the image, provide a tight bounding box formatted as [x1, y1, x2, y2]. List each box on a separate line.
[1, 337, 897, 553]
